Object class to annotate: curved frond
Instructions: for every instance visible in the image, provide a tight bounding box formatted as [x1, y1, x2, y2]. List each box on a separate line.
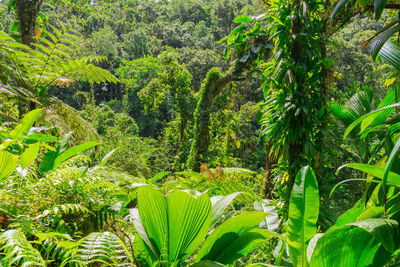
[63, 232, 133, 266]
[0, 229, 45, 267]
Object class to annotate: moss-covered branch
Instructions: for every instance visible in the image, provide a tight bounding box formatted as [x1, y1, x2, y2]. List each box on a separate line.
[187, 67, 250, 171]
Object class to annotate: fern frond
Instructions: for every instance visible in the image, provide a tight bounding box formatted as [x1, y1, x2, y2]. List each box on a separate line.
[63, 232, 133, 266]
[0, 31, 32, 87]
[41, 166, 81, 185]
[60, 59, 119, 84]
[80, 56, 108, 64]
[47, 24, 63, 39]
[0, 229, 46, 267]
[35, 232, 73, 263]
[37, 204, 92, 220]
[2, 22, 119, 90]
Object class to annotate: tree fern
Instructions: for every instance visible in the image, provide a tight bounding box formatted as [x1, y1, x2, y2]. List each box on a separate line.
[0, 24, 116, 146]
[31, 23, 119, 95]
[0, 229, 46, 267]
[0, 22, 118, 97]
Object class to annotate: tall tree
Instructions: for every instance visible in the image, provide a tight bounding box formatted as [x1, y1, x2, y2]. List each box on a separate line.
[261, 0, 333, 201]
[187, 17, 272, 171]
[14, 0, 43, 46]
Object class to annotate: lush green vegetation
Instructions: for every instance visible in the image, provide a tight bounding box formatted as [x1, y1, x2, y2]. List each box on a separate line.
[1, 0, 400, 266]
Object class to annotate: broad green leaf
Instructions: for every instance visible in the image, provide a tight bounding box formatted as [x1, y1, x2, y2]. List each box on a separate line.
[215, 228, 276, 264]
[210, 192, 242, 228]
[331, 0, 354, 19]
[378, 42, 400, 70]
[348, 219, 398, 252]
[370, 85, 396, 128]
[330, 198, 365, 230]
[133, 234, 158, 266]
[147, 171, 169, 184]
[196, 211, 270, 264]
[306, 233, 323, 263]
[38, 134, 58, 143]
[382, 137, 400, 195]
[340, 163, 400, 187]
[344, 103, 400, 140]
[128, 208, 155, 254]
[21, 142, 40, 170]
[9, 21, 19, 33]
[371, 24, 400, 60]
[57, 132, 73, 154]
[233, 15, 252, 23]
[167, 191, 212, 261]
[374, 0, 388, 20]
[53, 141, 98, 167]
[287, 166, 319, 267]
[39, 132, 73, 173]
[0, 150, 18, 183]
[9, 108, 44, 139]
[137, 186, 168, 257]
[309, 219, 399, 266]
[230, 25, 246, 37]
[135, 187, 213, 263]
[39, 150, 59, 173]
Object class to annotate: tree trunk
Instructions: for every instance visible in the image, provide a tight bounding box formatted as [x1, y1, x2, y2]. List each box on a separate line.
[287, 0, 303, 196]
[314, 0, 331, 170]
[187, 68, 237, 171]
[263, 143, 276, 199]
[16, 0, 43, 46]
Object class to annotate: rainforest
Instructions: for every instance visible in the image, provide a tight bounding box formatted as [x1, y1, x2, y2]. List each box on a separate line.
[1, 0, 400, 266]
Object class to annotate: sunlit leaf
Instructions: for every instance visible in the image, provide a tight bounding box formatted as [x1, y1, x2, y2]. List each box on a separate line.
[197, 211, 273, 264]
[0, 150, 18, 183]
[21, 142, 39, 170]
[287, 166, 319, 267]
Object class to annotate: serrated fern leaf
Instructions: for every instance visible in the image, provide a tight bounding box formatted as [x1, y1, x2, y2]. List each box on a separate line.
[64, 232, 133, 266]
[0, 229, 46, 267]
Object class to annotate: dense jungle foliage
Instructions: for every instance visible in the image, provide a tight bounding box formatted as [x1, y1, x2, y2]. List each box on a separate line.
[2, 0, 400, 266]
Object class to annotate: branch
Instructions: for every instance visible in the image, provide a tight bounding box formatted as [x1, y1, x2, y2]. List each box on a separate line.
[366, 4, 400, 10]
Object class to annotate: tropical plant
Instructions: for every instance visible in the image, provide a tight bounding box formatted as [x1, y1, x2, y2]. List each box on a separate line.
[163, 167, 264, 209]
[0, 229, 46, 266]
[0, 22, 118, 113]
[330, 87, 378, 163]
[0, 108, 99, 175]
[332, 0, 400, 94]
[130, 185, 277, 266]
[258, 0, 332, 203]
[280, 166, 400, 266]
